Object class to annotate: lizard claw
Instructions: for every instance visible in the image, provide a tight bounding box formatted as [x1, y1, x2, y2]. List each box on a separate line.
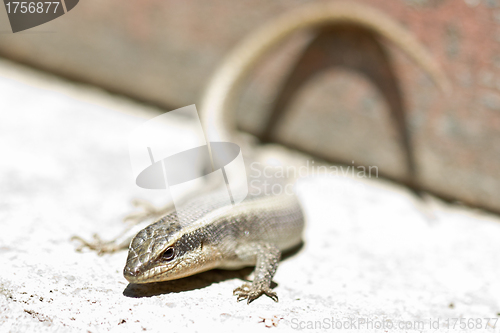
[233, 283, 278, 304]
[71, 234, 119, 255]
[72, 199, 174, 255]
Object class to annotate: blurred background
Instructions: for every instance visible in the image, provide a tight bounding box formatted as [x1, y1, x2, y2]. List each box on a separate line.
[2, 1, 500, 330]
[0, 0, 498, 212]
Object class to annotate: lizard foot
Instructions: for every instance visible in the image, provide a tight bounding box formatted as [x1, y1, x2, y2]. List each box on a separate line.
[123, 199, 173, 225]
[71, 234, 121, 255]
[233, 283, 278, 304]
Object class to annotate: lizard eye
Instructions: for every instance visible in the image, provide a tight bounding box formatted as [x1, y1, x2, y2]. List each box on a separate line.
[162, 247, 175, 261]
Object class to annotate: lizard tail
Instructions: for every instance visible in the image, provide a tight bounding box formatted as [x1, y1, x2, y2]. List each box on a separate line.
[200, 1, 451, 143]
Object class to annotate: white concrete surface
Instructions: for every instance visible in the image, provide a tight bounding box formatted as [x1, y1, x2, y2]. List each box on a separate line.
[1, 59, 500, 332]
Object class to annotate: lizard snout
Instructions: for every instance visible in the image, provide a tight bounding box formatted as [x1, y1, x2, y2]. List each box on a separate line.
[123, 264, 140, 283]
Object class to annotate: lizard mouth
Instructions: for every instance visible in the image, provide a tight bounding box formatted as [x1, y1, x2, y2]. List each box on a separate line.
[123, 260, 180, 284]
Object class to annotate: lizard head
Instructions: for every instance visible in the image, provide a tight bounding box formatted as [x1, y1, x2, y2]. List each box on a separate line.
[123, 214, 220, 284]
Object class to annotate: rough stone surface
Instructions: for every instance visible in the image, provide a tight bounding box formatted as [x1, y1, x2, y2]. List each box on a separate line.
[1, 60, 500, 332]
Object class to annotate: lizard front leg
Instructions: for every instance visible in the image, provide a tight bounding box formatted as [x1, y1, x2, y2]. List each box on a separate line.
[72, 200, 175, 255]
[123, 199, 175, 225]
[233, 242, 281, 303]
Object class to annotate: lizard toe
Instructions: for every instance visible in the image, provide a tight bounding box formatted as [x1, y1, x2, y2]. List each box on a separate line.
[233, 283, 279, 303]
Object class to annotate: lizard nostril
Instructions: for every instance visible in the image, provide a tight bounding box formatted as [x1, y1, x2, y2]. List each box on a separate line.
[123, 266, 140, 281]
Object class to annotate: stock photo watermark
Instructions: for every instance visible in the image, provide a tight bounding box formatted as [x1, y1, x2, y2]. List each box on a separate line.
[249, 160, 379, 196]
[2, 0, 79, 32]
[290, 316, 499, 331]
[129, 105, 248, 222]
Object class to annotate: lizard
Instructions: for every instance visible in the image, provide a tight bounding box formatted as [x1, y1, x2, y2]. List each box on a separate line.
[75, 1, 450, 303]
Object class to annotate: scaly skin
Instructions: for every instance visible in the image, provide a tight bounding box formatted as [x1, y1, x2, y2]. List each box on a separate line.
[124, 1, 449, 303]
[123, 189, 304, 303]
